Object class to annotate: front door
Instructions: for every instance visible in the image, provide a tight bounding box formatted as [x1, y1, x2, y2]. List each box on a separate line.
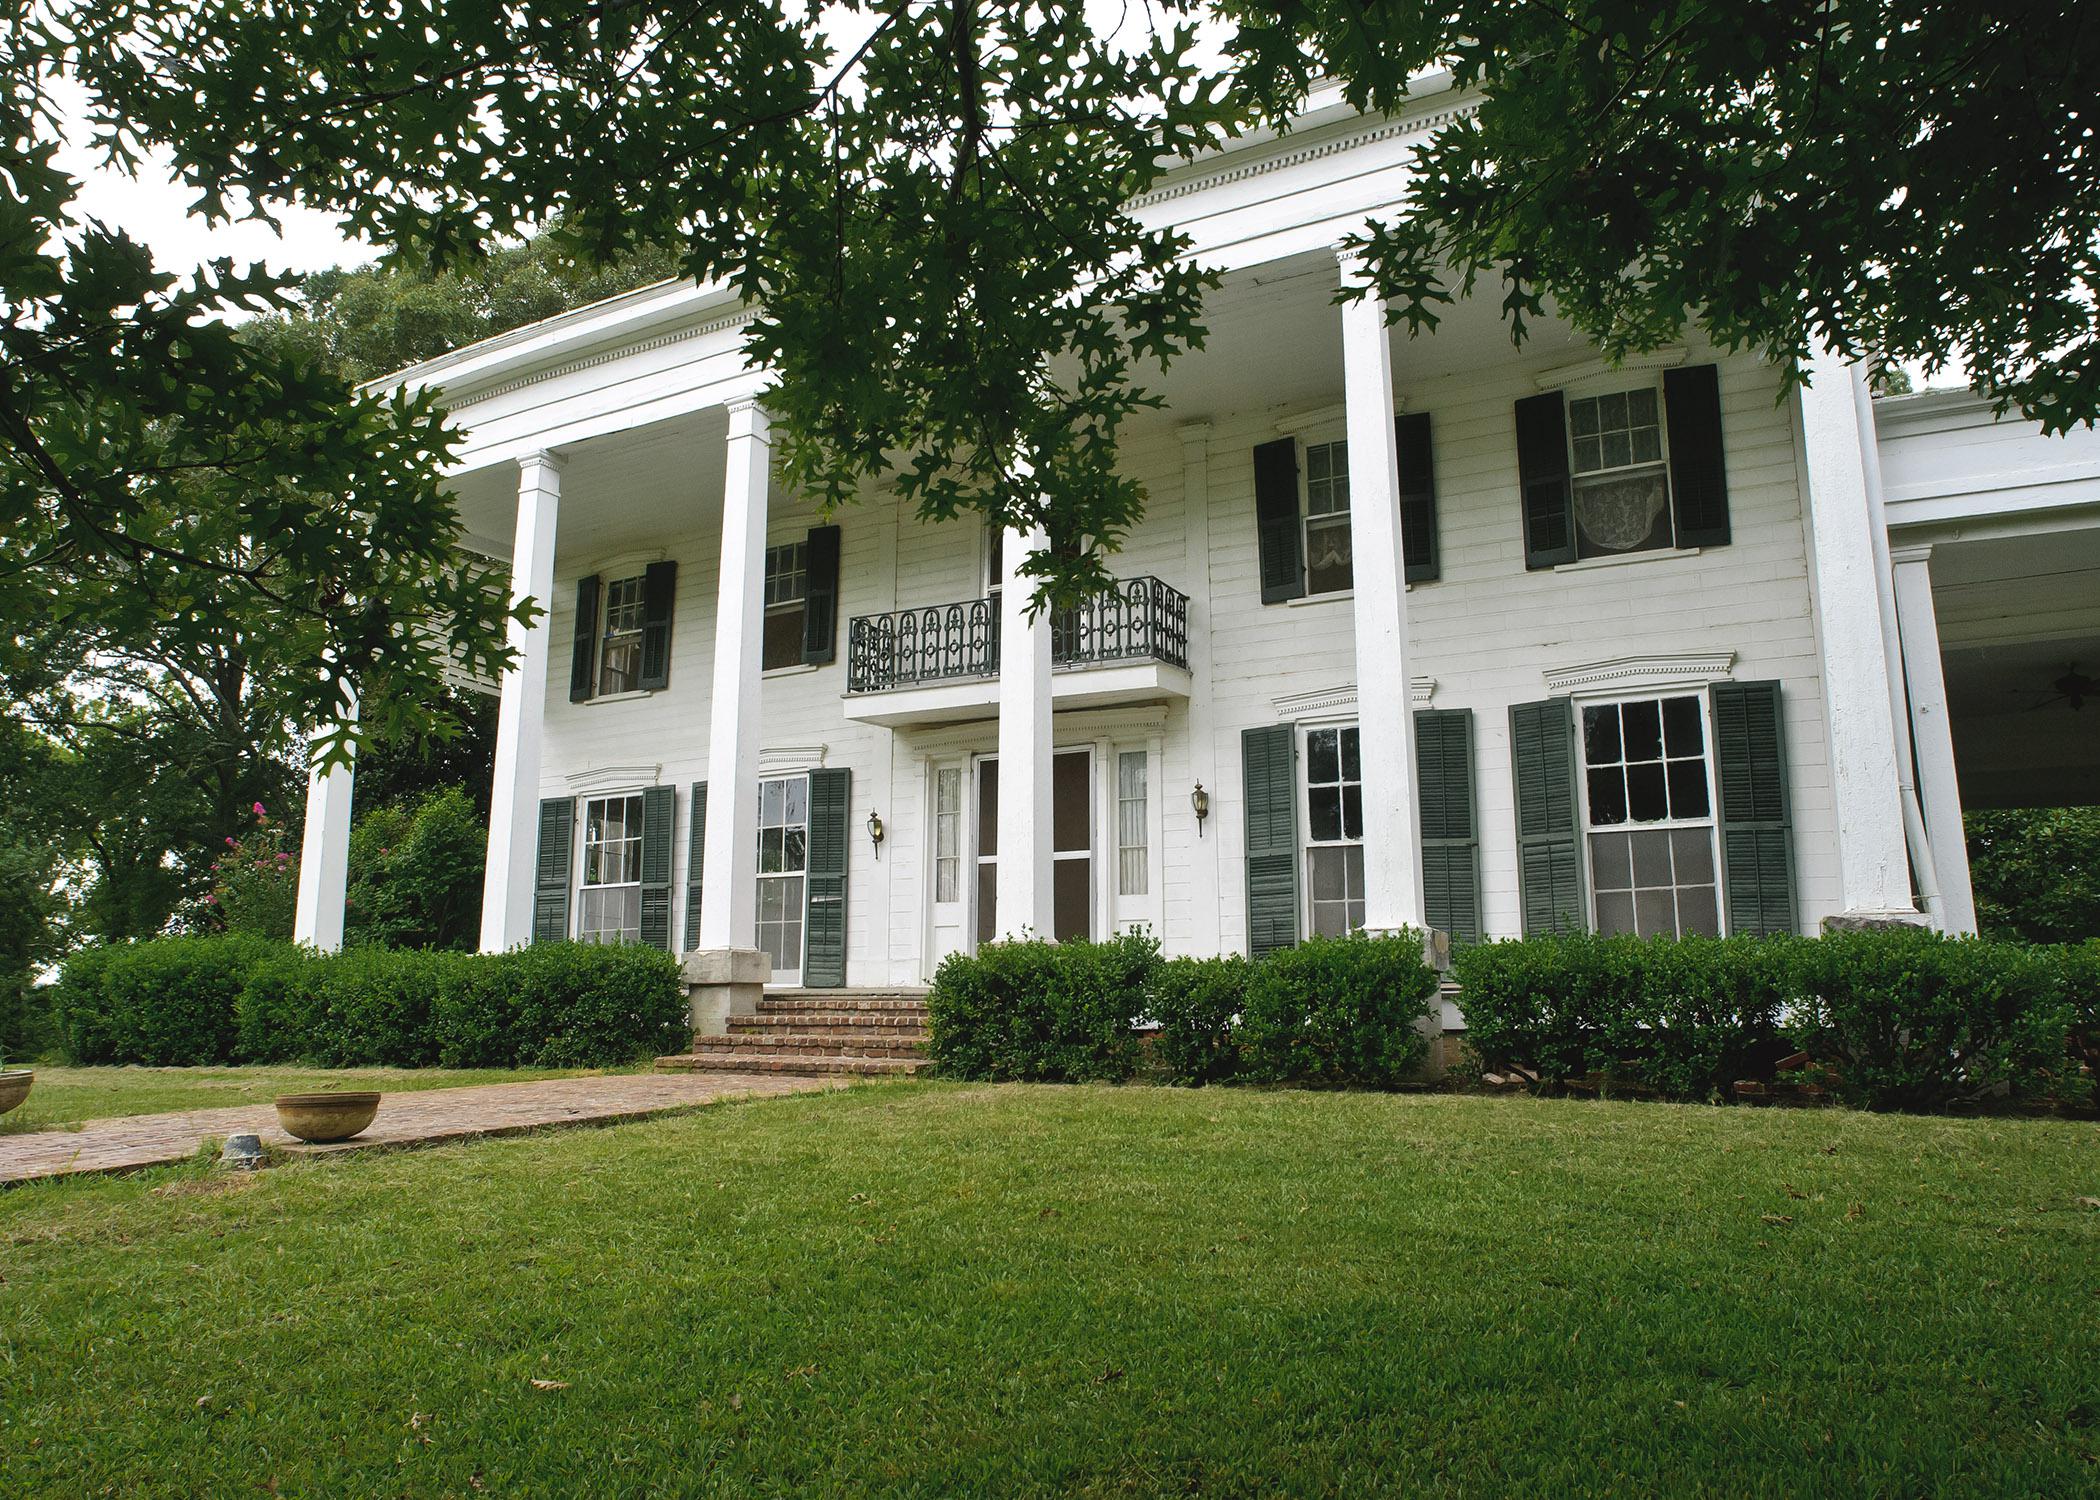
[973, 750, 1093, 946]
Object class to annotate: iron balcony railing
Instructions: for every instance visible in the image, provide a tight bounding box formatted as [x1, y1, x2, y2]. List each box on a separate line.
[846, 575, 1190, 694]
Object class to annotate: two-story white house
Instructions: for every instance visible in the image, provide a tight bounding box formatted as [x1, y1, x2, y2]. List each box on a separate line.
[290, 77, 2100, 1059]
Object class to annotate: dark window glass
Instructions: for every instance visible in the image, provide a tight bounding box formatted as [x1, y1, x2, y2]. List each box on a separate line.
[1052, 752, 1090, 853]
[1671, 828, 1715, 884]
[1591, 831, 1632, 890]
[762, 607, 805, 671]
[1587, 767, 1628, 826]
[1339, 727, 1361, 782]
[1583, 705, 1621, 766]
[1309, 787, 1344, 843]
[1678, 884, 1721, 937]
[1308, 729, 1339, 784]
[1622, 699, 1664, 763]
[977, 760, 999, 857]
[976, 863, 997, 946]
[1053, 859, 1091, 941]
[1662, 696, 1704, 756]
[1630, 829, 1674, 887]
[1341, 785, 1363, 840]
[1635, 888, 1677, 937]
[1667, 759, 1711, 820]
[1626, 762, 1669, 822]
[1595, 891, 1636, 936]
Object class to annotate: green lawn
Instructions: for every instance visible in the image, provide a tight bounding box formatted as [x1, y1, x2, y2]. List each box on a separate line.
[1, 1085, 2094, 1496]
[0, 1063, 643, 1134]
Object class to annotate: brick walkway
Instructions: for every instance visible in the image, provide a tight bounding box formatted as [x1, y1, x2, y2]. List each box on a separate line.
[0, 1073, 839, 1187]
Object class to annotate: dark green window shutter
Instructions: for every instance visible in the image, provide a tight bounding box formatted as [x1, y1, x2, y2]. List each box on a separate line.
[1712, 680, 1795, 935]
[803, 768, 851, 986]
[1253, 438, 1305, 604]
[568, 574, 601, 702]
[1514, 392, 1576, 569]
[802, 524, 842, 664]
[1398, 411, 1440, 583]
[1509, 699, 1585, 935]
[683, 781, 708, 952]
[637, 561, 677, 691]
[638, 784, 675, 951]
[1664, 363, 1730, 548]
[1414, 708, 1479, 943]
[533, 797, 575, 943]
[1241, 725, 1299, 955]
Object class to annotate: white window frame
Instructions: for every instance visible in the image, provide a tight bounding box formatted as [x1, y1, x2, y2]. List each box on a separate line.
[1300, 436, 1354, 597]
[755, 773, 809, 982]
[1565, 383, 1675, 560]
[1114, 748, 1148, 899]
[762, 541, 808, 673]
[933, 765, 963, 906]
[595, 573, 649, 697]
[575, 791, 646, 945]
[1297, 721, 1366, 939]
[1572, 688, 1726, 939]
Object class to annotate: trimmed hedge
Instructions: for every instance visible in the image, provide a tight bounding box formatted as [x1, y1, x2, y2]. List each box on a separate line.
[929, 931, 1439, 1088]
[56, 936, 690, 1069]
[1454, 929, 2092, 1112]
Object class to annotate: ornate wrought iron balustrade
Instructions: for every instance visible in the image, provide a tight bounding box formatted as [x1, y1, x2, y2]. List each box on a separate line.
[846, 576, 1189, 694]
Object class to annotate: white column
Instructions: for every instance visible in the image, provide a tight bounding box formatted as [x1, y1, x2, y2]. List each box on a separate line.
[1891, 546, 1978, 933]
[292, 687, 357, 952]
[1796, 348, 1916, 920]
[1178, 421, 1223, 956]
[1337, 249, 1425, 933]
[995, 523, 1055, 939]
[478, 451, 563, 952]
[696, 397, 770, 954]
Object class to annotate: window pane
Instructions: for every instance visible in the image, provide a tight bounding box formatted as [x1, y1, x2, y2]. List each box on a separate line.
[1309, 787, 1343, 843]
[977, 760, 999, 856]
[1631, 427, 1662, 465]
[1662, 696, 1704, 756]
[1678, 884, 1721, 938]
[1595, 891, 1636, 936]
[1671, 827, 1716, 884]
[1667, 758, 1711, 820]
[1570, 397, 1600, 438]
[1583, 705, 1622, 766]
[1345, 846, 1365, 932]
[1590, 831, 1633, 891]
[1340, 728, 1361, 783]
[1341, 784, 1363, 841]
[1052, 752, 1090, 853]
[1635, 888, 1676, 938]
[760, 780, 784, 826]
[784, 778, 807, 826]
[1308, 729, 1339, 784]
[1053, 859, 1090, 942]
[759, 827, 783, 874]
[1630, 829, 1674, 888]
[1622, 700, 1663, 762]
[976, 863, 997, 946]
[936, 767, 961, 817]
[1573, 470, 1671, 556]
[1587, 767, 1628, 826]
[783, 826, 806, 873]
[1627, 387, 1658, 425]
[1306, 516, 1353, 594]
[1310, 846, 1347, 900]
[1626, 762, 1669, 822]
[1573, 436, 1602, 473]
[1598, 390, 1627, 429]
[1116, 751, 1147, 898]
[762, 607, 805, 671]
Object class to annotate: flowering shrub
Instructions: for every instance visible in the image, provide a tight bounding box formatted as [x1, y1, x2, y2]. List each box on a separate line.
[207, 801, 298, 940]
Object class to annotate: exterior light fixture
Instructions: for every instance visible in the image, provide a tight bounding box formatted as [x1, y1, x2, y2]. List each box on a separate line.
[867, 809, 885, 857]
[1191, 782, 1210, 836]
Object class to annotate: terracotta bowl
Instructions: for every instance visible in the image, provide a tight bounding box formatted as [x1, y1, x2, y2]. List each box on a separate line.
[275, 1091, 381, 1143]
[0, 1069, 31, 1115]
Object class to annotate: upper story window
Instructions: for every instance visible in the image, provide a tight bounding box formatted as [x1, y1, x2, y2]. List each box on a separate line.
[1303, 724, 1365, 937]
[596, 575, 647, 694]
[1568, 387, 1672, 558]
[1580, 694, 1720, 938]
[1303, 439, 1353, 595]
[762, 541, 807, 671]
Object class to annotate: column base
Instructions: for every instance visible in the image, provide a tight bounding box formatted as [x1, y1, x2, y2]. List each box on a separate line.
[1819, 909, 1928, 934]
[1362, 926, 1452, 974]
[682, 948, 769, 1035]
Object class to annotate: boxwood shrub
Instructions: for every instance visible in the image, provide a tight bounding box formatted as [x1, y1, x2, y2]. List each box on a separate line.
[1149, 955, 1250, 1085]
[57, 935, 689, 1069]
[927, 931, 1155, 1083]
[1238, 933, 1440, 1087]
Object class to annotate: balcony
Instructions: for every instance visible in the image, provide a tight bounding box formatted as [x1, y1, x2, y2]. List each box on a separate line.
[842, 576, 1192, 727]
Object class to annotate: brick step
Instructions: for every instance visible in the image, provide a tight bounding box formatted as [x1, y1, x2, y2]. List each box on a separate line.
[695, 1033, 927, 1059]
[758, 994, 929, 1015]
[730, 1013, 930, 1034]
[657, 1052, 927, 1077]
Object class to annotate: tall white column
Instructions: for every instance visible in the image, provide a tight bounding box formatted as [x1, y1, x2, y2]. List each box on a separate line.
[1796, 348, 1916, 920]
[1891, 546, 1978, 933]
[292, 687, 358, 952]
[1337, 248, 1425, 933]
[995, 523, 1056, 939]
[696, 397, 771, 954]
[479, 451, 563, 952]
[1178, 421, 1223, 956]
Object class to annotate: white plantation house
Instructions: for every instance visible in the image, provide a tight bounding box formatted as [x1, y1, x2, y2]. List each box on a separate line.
[292, 77, 2100, 1065]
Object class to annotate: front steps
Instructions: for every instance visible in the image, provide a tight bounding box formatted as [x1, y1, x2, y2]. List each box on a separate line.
[658, 988, 932, 1077]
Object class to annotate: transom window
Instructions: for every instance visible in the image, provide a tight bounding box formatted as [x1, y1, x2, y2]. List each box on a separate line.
[1116, 750, 1148, 897]
[577, 794, 644, 944]
[1569, 387, 1672, 559]
[1304, 725, 1365, 937]
[755, 775, 808, 976]
[762, 542, 807, 671]
[597, 575, 647, 695]
[1581, 695, 1720, 938]
[1303, 439, 1354, 595]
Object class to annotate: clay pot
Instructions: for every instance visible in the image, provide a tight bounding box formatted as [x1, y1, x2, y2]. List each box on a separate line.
[0, 1069, 31, 1115]
[274, 1091, 381, 1143]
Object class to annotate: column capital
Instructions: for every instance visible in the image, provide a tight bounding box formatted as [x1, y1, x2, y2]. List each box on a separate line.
[1176, 419, 1213, 454]
[1333, 242, 1377, 289]
[723, 394, 773, 445]
[516, 448, 567, 481]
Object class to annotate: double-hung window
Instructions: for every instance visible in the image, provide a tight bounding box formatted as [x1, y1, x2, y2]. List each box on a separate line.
[1568, 387, 1672, 559]
[762, 543, 807, 671]
[1303, 439, 1353, 595]
[577, 794, 645, 943]
[1304, 725, 1365, 936]
[596, 575, 647, 694]
[755, 775, 808, 976]
[1581, 695, 1721, 937]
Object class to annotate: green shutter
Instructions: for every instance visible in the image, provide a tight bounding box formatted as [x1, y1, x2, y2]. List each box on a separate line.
[802, 524, 842, 665]
[803, 768, 851, 986]
[1509, 699, 1585, 935]
[568, 575, 600, 701]
[1415, 708, 1479, 943]
[1241, 725, 1299, 955]
[1514, 393, 1576, 569]
[637, 561, 677, 691]
[1664, 364, 1730, 548]
[1398, 411, 1439, 583]
[533, 796, 574, 943]
[1253, 438, 1305, 604]
[638, 784, 675, 951]
[683, 781, 708, 952]
[1712, 680, 1795, 935]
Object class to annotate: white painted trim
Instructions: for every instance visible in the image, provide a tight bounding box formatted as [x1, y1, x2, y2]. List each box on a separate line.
[1553, 546, 1704, 574]
[565, 763, 662, 795]
[1535, 349, 1688, 395]
[1287, 589, 1355, 608]
[1272, 401, 1349, 437]
[759, 744, 829, 775]
[1541, 652, 1736, 697]
[583, 688, 657, 707]
[763, 662, 820, 681]
[1273, 678, 1435, 721]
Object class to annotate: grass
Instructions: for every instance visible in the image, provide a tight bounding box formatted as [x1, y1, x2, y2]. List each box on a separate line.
[0, 1063, 645, 1134]
[1, 1084, 2094, 1497]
